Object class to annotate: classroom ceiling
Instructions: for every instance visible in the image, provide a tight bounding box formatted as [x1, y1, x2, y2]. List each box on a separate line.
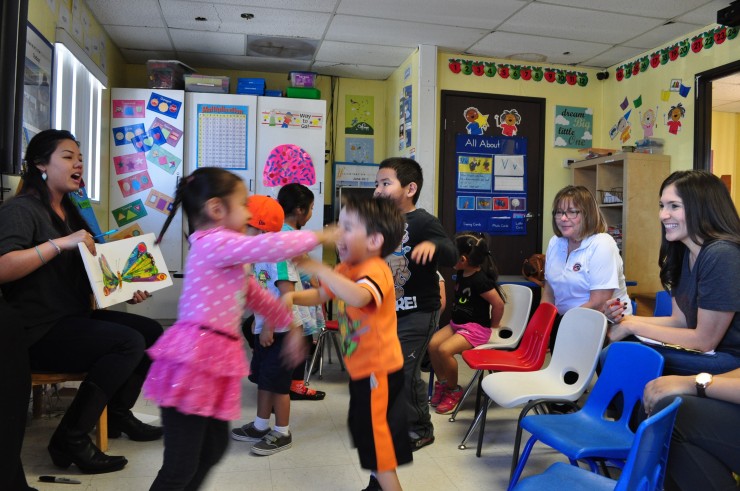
[84, 0, 740, 111]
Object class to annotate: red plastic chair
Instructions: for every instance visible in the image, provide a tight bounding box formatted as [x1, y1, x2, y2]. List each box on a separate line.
[457, 302, 558, 451]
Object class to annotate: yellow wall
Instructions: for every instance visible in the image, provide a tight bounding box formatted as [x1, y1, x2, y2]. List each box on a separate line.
[385, 50, 419, 159]
[28, 0, 128, 230]
[712, 111, 740, 207]
[602, 25, 740, 173]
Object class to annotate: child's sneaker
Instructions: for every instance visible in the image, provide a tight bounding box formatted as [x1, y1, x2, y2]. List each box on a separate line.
[429, 380, 447, 407]
[435, 386, 463, 414]
[230, 422, 270, 442]
[290, 381, 326, 400]
[251, 430, 292, 455]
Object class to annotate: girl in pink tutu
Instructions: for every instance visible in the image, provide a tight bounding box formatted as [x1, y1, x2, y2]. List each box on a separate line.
[144, 167, 334, 490]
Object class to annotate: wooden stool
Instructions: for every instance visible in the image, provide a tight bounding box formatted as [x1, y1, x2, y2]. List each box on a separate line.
[31, 373, 108, 452]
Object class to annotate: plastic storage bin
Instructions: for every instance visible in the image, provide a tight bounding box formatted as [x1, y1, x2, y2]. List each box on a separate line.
[184, 74, 230, 93]
[236, 78, 265, 95]
[288, 71, 317, 88]
[146, 60, 194, 89]
[265, 89, 283, 97]
[286, 87, 321, 99]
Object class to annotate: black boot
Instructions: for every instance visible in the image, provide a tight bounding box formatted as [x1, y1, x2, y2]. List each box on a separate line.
[107, 373, 162, 441]
[48, 382, 127, 474]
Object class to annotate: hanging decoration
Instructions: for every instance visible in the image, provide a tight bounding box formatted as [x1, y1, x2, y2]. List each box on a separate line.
[448, 58, 589, 87]
[615, 25, 738, 82]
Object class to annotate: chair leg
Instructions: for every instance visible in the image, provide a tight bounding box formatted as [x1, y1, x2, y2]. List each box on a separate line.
[329, 332, 345, 371]
[32, 385, 43, 419]
[458, 398, 491, 450]
[305, 330, 327, 386]
[449, 370, 479, 422]
[509, 401, 542, 481]
[97, 405, 108, 452]
[508, 435, 539, 490]
[475, 394, 491, 457]
[427, 367, 435, 401]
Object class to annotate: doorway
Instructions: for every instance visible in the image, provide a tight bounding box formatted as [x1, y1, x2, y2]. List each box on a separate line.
[438, 91, 545, 323]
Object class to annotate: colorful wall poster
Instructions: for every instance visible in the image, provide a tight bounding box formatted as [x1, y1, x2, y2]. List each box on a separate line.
[455, 134, 528, 235]
[259, 109, 323, 129]
[196, 104, 248, 170]
[399, 85, 412, 150]
[345, 95, 374, 135]
[334, 162, 379, 188]
[554, 106, 593, 148]
[345, 137, 374, 163]
[78, 233, 172, 309]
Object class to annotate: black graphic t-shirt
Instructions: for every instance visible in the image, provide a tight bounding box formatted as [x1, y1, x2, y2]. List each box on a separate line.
[451, 270, 498, 326]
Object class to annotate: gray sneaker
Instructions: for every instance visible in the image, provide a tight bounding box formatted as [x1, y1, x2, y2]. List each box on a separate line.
[231, 422, 271, 442]
[250, 430, 292, 455]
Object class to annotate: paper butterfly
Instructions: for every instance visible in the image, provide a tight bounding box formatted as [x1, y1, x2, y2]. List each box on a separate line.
[99, 242, 168, 296]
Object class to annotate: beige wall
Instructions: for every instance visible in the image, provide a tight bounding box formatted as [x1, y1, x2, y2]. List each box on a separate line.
[712, 111, 740, 207]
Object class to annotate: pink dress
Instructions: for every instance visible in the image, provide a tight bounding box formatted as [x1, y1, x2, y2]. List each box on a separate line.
[143, 226, 319, 421]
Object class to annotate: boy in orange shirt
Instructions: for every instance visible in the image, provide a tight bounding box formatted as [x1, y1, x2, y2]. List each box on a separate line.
[286, 195, 411, 491]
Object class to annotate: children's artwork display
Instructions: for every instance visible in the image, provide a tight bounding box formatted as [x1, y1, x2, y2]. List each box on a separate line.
[455, 134, 528, 235]
[79, 233, 172, 308]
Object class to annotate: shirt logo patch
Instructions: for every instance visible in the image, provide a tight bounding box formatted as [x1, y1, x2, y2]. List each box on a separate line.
[573, 263, 582, 272]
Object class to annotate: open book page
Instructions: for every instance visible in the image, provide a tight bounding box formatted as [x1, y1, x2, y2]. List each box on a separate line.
[635, 335, 716, 355]
[78, 233, 172, 308]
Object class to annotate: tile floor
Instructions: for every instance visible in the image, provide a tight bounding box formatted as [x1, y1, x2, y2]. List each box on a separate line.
[22, 350, 570, 491]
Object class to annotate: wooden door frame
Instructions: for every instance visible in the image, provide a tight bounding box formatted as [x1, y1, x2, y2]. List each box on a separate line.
[694, 59, 740, 170]
[437, 90, 546, 251]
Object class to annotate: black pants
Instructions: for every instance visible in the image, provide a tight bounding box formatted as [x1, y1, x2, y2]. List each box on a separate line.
[150, 407, 229, 491]
[0, 303, 32, 491]
[655, 395, 740, 491]
[28, 310, 162, 404]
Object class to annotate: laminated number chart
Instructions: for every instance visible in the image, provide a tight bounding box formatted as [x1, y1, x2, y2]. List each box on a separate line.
[196, 104, 248, 170]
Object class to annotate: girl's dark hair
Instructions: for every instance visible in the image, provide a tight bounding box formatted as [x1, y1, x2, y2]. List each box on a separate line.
[455, 232, 505, 300]
[277, 183, 314, 227]
[19, 129, 91, 235]
[378, 157, 423, 204]
[342, 194, 404, 258]
[157, 167, 243, 244]
[658, 170, 740, 291]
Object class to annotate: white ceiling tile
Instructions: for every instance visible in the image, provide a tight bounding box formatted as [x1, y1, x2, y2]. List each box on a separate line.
[198, 0, 338, 11]
[675, 0, 732, 26]
[211, 5, 331, 38]
[581, 46, 647, 68]
[469, 32, 611, 65]
[336, 0, 526, 30]
[170, 29, 245, 56]
[312, 61, 396, 80]
[325, 15, 489, 50]
[541, 0, 711, 20]
[500, 3, 665, 44]
[86, 0, 165, 27]
[316, 41, 414, 66]
[120, 49, 179, 65]
[103, 26, 172, 51]
[713, 81, 740, 99]
[623, 21, 705, 49]
[159, 0, 220, 30]
[713, 101, 740, 112]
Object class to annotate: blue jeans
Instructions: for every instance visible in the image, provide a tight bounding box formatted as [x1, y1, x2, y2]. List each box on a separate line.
[600, 340, 740, 376]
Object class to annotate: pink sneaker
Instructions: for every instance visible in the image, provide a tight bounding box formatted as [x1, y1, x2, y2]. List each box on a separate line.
[435, 386, 463, 414]
[430, 381, 447, 407]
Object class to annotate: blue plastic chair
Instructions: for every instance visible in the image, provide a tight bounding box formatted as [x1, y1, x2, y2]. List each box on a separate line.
[654, 290, 672, 317]
[512, 397, 682, 491]
[509, 342, 665, 489]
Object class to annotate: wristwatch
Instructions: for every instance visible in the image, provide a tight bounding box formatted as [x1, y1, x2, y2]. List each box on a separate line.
[695, 372, 713, 397]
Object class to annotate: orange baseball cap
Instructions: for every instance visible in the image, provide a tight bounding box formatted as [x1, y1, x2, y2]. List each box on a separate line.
[247, 195, 284, 232]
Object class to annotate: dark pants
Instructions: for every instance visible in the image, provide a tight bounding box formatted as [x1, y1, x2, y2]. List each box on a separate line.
[397, 309, 439, 439]
[150, 407, 229, 491]
[28, 310, 162, 406]
[0, 304, 32, 491]
[655, 395, 740, 491]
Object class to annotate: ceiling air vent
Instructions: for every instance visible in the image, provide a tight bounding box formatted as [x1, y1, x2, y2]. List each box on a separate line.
[247, 36, 319, 60]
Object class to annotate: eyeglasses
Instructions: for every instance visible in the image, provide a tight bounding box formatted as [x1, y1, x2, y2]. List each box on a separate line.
[553, 209, 581, 219]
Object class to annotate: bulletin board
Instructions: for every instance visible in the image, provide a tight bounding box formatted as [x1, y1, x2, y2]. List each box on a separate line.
[455, 134, 528, 235]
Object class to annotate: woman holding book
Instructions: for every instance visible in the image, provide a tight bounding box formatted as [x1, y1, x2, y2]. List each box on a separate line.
[605, 170, 740, 376]
[0, 130, 162, 475]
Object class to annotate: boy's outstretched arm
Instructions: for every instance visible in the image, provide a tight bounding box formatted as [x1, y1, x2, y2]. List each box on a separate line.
[294, 256, 373, 308]
[288, 287, 327, 308]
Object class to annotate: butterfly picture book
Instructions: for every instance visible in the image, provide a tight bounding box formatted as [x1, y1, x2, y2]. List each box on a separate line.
[78, 233, 173, 308]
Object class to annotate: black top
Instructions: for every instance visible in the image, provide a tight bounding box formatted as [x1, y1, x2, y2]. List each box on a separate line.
[451, 270, 498, 326]
[385, 208, 458, 316]
[0, 195, 92, 345]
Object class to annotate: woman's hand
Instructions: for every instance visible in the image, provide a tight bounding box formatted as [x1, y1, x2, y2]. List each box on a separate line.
[607, 321, 632, 342]
[603, 297, 628, 323]
[643, 375, 693, 415]
[57, 229, 97, 255]
[127, 290, 151, 304]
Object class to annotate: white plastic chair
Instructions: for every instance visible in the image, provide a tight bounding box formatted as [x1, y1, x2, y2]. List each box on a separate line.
[475, 308, 608, 463]
[449, 284, 533, 422]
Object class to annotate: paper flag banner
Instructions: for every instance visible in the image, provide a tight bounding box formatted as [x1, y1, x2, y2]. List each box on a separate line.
[633, 95, 643, 108]
[620, 97, 629, 110]
[661, 90, 671, 101]
[679, 84, 691, 97]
